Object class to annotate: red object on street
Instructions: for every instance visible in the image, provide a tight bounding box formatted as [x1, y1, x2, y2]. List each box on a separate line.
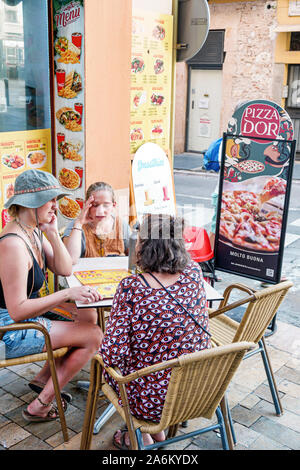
[184, 226, 214, 262]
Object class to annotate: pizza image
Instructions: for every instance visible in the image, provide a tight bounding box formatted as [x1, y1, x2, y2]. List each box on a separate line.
[219, 177, 286, 253]
[260, 177, 286, 204]
[238, 160, 265, 173]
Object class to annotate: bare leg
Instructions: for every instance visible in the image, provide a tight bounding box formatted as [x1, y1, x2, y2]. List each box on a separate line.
[32, 305, 98, 386]
[26, 320, 102, 417]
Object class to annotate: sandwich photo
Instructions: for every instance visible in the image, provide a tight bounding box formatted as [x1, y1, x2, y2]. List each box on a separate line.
[56, 107, 82, 132]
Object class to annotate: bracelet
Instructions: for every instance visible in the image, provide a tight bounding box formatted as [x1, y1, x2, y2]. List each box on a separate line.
[72, 227, 82, 232]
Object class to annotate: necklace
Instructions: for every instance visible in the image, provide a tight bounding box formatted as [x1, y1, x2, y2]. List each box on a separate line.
[16, 220, 49, 295]
[16, 220, 40, 254]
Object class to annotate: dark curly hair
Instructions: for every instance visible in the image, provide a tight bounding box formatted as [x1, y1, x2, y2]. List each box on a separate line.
[136, 214, 190, 274]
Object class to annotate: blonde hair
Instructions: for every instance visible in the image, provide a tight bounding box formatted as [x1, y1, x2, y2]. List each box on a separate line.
[7, 204, 20, 219]
[86, 182, 115, 203]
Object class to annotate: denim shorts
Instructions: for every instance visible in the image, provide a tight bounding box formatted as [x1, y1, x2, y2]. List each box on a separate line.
[0, 309, 52, 359]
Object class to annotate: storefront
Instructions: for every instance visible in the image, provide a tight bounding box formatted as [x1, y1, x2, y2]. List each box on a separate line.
[0, 0, 133, 231]
[0, 0, 177, 230]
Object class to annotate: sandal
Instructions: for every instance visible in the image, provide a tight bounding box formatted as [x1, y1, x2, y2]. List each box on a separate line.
[28, 380, 72, 403]
[113, 427, 165, 450]
[113, 428, 130, 450]
[22, 398, 59, 423]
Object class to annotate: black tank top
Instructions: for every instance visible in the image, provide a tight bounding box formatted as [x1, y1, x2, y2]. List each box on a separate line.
[0, 233, 45, 308]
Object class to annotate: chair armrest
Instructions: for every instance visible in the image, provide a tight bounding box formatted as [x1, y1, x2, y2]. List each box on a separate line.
[94, 353, 179, 385]
[220, 283, 255, 309]
[0, 321, 52, 350]
[208, 290, 256, 319]
[0, 321, 50, 339]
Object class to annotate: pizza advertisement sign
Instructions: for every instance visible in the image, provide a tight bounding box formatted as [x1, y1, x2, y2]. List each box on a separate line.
[214, 100, 296, 284]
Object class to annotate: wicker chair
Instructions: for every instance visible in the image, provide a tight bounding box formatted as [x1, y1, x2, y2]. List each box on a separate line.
[208, 280, 293, 445]
[80, 341, 255, 450]
[0, 322, 69, 442]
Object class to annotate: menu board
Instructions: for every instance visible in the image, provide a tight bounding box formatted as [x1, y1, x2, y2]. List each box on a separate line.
[52, 0, 85, 228]
[130, 10, 173, 156]
[214, 100, 296, 284]
[0, 129, 52, 229]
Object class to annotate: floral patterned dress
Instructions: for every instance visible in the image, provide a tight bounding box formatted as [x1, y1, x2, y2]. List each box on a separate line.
[100, 261, 211, 423]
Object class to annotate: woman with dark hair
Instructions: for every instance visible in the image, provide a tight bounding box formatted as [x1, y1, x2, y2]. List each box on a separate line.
[100, 213, 211, 449]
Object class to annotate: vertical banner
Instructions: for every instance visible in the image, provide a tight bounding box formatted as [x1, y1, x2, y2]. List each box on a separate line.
[214, 100, 296, 284]
[130, 9, 173, 157]
[52, 0, 85, 228]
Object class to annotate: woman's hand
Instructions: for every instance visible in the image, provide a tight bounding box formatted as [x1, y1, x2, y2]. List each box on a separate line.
[76, 195, 94, 226]
[67, 285, 102, 304]
[39, 213, 59, 237]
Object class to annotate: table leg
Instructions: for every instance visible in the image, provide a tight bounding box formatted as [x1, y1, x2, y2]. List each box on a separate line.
[76, 308, 106, 392]
[93, 403, 116, 434]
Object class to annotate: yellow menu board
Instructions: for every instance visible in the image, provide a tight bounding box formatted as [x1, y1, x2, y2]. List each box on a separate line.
[130, 10, 173, 156]
[0, 128, 52, 229]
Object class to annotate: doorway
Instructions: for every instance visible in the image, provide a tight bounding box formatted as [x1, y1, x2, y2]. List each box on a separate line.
[186, 68, 222, 153]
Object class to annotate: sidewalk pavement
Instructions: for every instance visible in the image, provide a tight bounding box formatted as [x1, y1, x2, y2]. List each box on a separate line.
[0, 315, 299, 451]
[173, 152, 300, 179]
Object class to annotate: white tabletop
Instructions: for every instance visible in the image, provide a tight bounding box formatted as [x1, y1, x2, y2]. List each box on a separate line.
[66, 256, 223, 308]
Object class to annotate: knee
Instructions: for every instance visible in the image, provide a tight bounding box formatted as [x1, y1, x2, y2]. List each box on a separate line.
[89, 324, 103, 352]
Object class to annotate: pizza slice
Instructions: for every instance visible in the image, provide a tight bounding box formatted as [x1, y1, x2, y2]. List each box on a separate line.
[260, 177, 286, 204]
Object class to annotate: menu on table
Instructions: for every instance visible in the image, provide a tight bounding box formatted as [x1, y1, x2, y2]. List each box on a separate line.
[130, 10, 173, 156]
[52, 0, 85, 229]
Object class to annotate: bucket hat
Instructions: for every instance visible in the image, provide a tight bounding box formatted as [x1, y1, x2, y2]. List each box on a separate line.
[4, 169, 70, 209]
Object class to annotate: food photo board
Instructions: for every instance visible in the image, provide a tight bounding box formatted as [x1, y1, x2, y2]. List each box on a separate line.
[130, 9, 173, 158]
[0, 129, 52, 229]
[214, 99, 296, 284]
[52, 0, 85, 228]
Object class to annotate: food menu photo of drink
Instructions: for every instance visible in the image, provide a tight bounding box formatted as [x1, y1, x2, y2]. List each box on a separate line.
[130, 10, 173, 156]
[52, 0, 85, 227]
[0, 129, 52, 229]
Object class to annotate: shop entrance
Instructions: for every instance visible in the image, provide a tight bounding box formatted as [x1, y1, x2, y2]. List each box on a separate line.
[186, 68, 222, 153]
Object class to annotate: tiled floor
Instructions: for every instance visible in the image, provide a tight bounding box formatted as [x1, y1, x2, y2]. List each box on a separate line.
[0, 319, 300, 451]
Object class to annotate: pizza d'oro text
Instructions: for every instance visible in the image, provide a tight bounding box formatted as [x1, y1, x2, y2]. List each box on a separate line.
[230, 251, 263, 263]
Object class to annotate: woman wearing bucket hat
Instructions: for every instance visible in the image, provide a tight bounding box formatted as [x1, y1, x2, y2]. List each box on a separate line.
[0, 169, 103, 423]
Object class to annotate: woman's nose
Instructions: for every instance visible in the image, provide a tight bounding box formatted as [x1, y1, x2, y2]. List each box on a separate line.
[96, 205, 105, 215]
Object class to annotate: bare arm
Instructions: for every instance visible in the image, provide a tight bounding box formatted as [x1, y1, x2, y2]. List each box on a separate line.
[0, 237, 101, 322]
[63, 195, 94, 264]
[38, 213, 72, 276]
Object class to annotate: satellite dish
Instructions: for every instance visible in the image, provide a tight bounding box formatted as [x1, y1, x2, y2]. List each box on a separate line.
[177, 0, 210, 62]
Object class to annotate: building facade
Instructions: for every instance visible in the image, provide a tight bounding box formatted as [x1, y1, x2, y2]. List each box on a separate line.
[175, 0, 300, 159]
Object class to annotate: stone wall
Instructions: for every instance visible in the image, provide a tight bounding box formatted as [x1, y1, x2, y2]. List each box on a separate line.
[174, 0, 285, 154]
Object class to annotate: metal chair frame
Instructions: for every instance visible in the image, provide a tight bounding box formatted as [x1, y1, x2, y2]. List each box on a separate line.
[80, 342, 255, 451]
